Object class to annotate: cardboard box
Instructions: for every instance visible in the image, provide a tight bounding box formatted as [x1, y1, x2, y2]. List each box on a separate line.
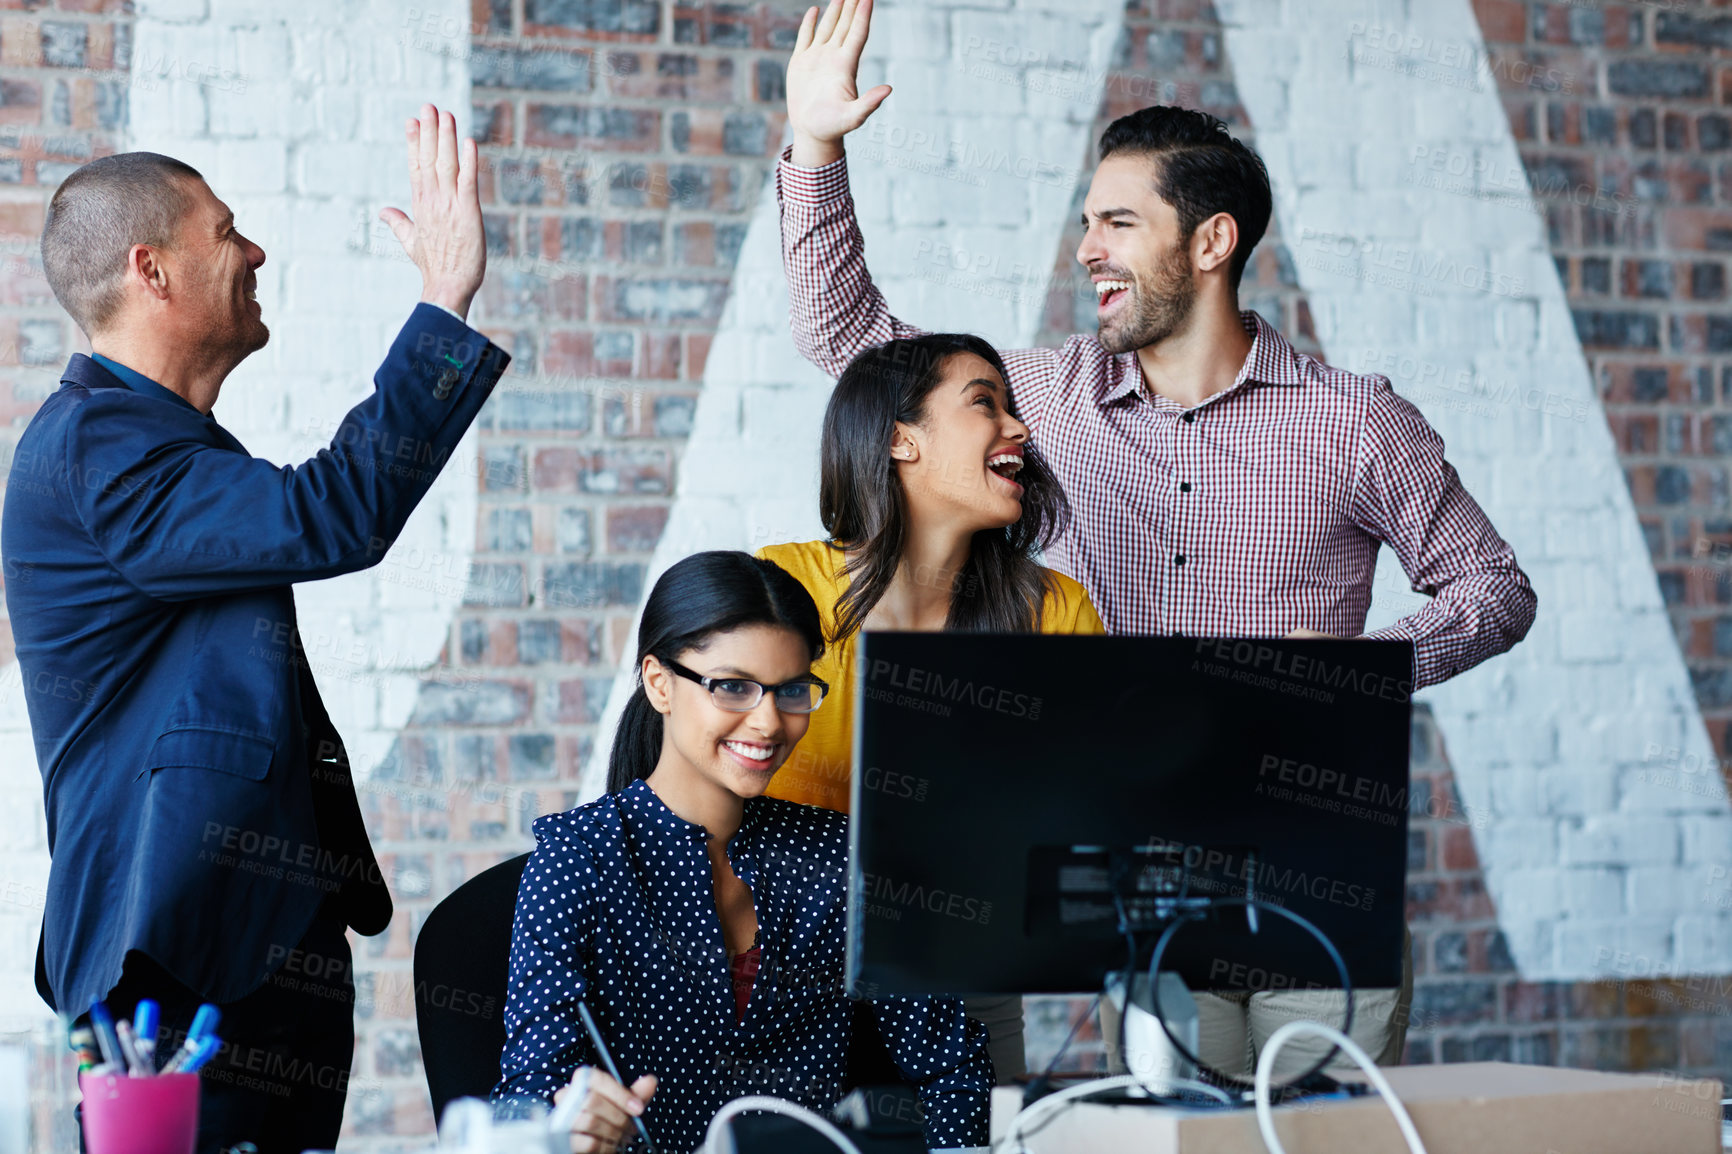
[989, 1062, 1723, 1153]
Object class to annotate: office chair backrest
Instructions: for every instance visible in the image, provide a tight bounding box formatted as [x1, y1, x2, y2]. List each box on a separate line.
[414, 851, 530, 1123]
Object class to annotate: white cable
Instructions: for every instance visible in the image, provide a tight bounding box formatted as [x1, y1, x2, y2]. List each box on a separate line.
[1129, 1076, 1235, 1106]
[993, 1074, 1141, 1153]
[700, 1095, 866, 1154]
[1252, 1022, 1428, 1154]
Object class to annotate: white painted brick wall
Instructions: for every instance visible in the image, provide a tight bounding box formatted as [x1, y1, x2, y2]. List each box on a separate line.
[581, 0, 1127, 798]
[1219, 0, 1732, 979]
[0, 0, 475, 1064]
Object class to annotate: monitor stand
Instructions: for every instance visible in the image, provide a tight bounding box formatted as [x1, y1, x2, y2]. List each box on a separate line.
[1102, 971, 1199, 1096]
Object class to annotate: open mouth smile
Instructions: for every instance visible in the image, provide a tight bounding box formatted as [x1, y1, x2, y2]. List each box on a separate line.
[987, 450, 1024, 493]
[722, 738, 778, 771]
[1094, 278, 1131, 311]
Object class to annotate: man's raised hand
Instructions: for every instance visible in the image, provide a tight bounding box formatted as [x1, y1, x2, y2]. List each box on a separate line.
[380, 104, 486, 321]
[787, 0, 891, 168]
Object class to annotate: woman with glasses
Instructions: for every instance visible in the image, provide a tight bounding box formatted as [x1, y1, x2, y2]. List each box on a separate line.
[758, 333, 1106, 1082]
[494, 550, 991, 1153]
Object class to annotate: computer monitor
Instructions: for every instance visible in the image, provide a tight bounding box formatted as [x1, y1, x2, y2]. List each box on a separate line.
[845, 633, 1412, 997]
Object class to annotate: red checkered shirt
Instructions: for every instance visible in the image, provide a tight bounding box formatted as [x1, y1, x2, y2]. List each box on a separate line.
[776, 151, 1537, 690]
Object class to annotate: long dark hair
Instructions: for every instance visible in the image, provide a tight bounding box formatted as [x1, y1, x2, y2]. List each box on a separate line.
[820, 333, 1069, 643]
[606, 550, 824, 794]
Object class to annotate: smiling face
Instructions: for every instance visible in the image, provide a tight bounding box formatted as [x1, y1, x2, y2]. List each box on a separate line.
[643, 623, 816, 802]
[1078, 153, 1200, 355]
[894, 352, 1031, 534]
[164, 177, 269, 361]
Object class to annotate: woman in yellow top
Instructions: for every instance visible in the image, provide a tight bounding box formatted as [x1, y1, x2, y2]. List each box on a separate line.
[758, 331, 1105, 1081]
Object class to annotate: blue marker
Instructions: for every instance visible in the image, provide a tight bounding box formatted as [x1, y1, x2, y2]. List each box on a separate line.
[187, 1004, 220, 1046]
[160, 1004, 221, 1074]
[133, 1000, 160, 1066]
[86, 1001, 122, 1070]
[177, 1035, 222, 1075]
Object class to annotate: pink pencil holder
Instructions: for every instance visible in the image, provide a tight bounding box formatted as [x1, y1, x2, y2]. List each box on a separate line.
[80, 1071, 200, 1154]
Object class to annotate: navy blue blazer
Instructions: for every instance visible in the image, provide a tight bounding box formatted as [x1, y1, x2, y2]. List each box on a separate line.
[2, 304, 509, 1015]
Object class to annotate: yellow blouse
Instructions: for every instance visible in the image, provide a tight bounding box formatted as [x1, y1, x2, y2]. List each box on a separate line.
[756, 539, 1107, 813]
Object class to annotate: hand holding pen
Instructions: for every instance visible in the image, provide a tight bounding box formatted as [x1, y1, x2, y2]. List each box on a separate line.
[547, 1002, 658, 1153]
[549, 1068, 658, 1154]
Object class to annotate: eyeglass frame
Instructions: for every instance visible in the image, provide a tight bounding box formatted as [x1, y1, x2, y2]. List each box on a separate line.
[658, 656, 830, 713]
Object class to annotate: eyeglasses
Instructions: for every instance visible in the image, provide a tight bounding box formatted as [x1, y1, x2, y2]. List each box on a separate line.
[661, 657, 830, 714]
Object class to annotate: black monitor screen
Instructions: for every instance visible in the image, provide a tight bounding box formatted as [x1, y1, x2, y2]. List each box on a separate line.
[846, 633, 1412, 997]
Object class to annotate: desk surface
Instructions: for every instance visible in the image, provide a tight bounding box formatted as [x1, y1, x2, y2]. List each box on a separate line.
[990, 1063, 1724, 1154]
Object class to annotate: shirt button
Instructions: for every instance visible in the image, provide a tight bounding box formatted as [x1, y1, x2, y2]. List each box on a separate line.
[1174, 554, 1186, 566]
[1182, 411, 1196, 423]
[1179, 481, 1192, 493]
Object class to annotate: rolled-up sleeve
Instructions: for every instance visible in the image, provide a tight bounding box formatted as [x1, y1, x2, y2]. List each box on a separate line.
[868, 996, 992, 1149]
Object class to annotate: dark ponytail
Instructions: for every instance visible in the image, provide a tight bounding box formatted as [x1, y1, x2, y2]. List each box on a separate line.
[606, 550, 825, 794]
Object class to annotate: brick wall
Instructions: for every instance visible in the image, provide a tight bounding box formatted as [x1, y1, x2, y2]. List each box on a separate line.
[342, 1, 813, 1143]
[0, 0, 130, 636]
[1481, 0, 1732, 759]
[7, 0, 1732, 1149]
[1044, 0, 1732, 1083]
[0, 4, 129, 1150]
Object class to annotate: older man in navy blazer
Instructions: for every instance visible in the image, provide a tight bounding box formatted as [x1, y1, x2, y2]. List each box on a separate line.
[3, 104, 506, 1153]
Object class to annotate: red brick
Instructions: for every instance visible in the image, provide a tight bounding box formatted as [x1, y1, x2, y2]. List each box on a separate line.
[533, 447, 670, 494]
[1603, 7, 1638, 51]
[474, 99, 514, 146]
[1473, 0, 1528, 44]
[543, 327, 599, 377]
[553, 679, 587, 723]
[85, 20, 112, 69]
[1439, 824, 1479, 871]
[672, 221, 716, 266]
[606, 504, 668, 554]
[1662, 207, 1732, 251]
[642, 333, 680, 379]
[685, 332, 712, 380]
[1, 18, 42, 68]
[0, 200, 40, 237]
[559, 619, 605, 664]
[670, 107, 727, 154]
[533, 447, 582, 492]
[0, 79, 40, 125]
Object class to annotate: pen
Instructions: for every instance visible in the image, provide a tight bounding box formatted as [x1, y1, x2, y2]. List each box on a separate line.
[87, 1001, 122, 1070]
[133, 1000, 160, 1066]
[114, 1020, 149, 1077]
[159, 1004, 221, 1075]
[173, 1036, 222, 1076]
[576, 1001, 657, 1154]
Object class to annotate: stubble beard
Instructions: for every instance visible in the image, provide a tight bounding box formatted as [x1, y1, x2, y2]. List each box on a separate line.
[1097, 242, 1198, 355]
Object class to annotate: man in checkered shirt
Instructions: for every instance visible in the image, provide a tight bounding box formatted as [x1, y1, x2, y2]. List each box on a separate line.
[778, 0, 1536, 1083]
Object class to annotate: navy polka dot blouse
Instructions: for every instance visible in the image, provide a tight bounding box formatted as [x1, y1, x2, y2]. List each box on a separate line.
[493, 778, 993, 1152]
